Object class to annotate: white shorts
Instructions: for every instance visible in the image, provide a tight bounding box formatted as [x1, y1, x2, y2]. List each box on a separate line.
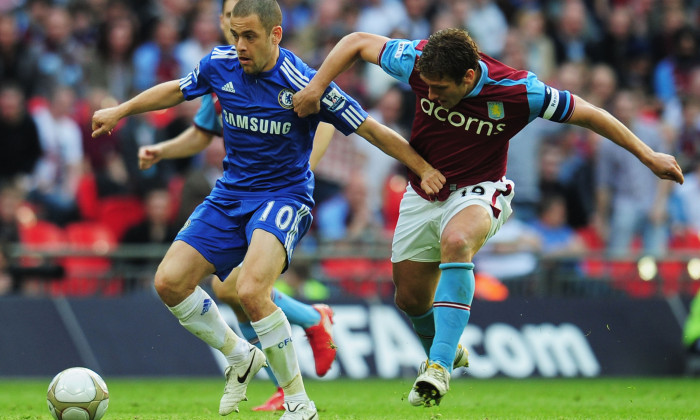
[391, 177, 515, 263]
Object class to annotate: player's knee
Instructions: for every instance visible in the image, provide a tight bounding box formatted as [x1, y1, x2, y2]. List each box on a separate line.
[154, 267, 187, 304]
[236, 280, 262, 312]
[440, 231, 475, 261]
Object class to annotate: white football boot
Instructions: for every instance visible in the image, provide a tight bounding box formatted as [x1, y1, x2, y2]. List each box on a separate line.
[279, 401, 319, 419]
[408, 344, 469, 405]
[408, 362, 450, 407]
[219, 345, 268, 415]
[453, 343, 470, 369]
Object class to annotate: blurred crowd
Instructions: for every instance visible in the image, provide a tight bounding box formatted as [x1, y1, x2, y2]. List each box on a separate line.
[1, 0, 700, 298]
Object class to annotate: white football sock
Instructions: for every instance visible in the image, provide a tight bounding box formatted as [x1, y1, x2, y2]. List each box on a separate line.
[167, 286, 248, 364]
[252, 308, 307, 399]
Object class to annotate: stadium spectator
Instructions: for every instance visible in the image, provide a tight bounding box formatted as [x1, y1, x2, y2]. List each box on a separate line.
[653, 26, 700, 105]
[593, 90, 674, 257]
[463, 0, 509, 59]
[86, 15, 139, 102]
[29, 85, 83, 226]
[585, 64, 618, 109]
[395, 0, 432, 41]
[0, 13, 40, 98]
[588, 5, 649, 89]
[550, 0, 597, 65]
[515, 7, 556, 83]
[175, 10, 222, 74]
[316, 173, 381, 243]
[29, 7, 87, 95]
[670, 157, 700, 232]
[473, 217, 541, 283]
[0, 83, 42, 186]
[122, 188, 178, 245]
[132, 15, 182, 92]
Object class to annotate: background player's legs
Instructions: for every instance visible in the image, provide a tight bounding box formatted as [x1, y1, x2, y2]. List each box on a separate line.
[238, 229, 312, 409]
[213, 268, 336, 375]
[213, 271, 281, 398]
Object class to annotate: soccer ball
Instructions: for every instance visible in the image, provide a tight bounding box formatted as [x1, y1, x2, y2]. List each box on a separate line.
[47, 367, 109, 420]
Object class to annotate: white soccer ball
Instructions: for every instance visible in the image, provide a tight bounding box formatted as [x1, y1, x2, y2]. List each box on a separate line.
[47, 367, 109, 420]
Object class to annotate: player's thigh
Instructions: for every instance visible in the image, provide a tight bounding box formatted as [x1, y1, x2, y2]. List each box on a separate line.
[392, 260, 441, 315]
[441, 204, 492, 261]
[157, 240, 215, 290]
[440, 178, 514, 261]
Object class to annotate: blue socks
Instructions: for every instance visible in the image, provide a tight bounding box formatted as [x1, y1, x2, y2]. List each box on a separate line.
[430, 262, 475, 372]
[408, 308, 435, 356]
[238, 321, 279, 387]
[271, 289, 320, 329]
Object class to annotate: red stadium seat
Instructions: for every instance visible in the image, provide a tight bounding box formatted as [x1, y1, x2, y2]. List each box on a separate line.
[76, 173, 100, 220]
[97, 196, 146, 241]
[18, 221, 67, 280]
[51, 222, 121, 296]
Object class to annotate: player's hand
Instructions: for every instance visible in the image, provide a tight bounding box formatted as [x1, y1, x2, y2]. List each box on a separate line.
[293, 86, 323, 117]
[647, 152, 684, 184]
[419, 168, 446, 196]
[91, 107, 122, 138]
[138, 145, 163, 170]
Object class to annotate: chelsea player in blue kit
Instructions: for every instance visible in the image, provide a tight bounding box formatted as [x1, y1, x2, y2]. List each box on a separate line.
[92, 0, 445, 418]
[145, 0, 337, 411]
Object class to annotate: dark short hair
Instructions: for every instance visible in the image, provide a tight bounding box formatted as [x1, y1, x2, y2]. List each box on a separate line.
[418, 28, 480, 83]
[233, 0, 282, 34]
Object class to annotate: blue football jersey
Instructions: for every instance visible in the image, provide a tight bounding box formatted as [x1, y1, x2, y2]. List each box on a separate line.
[179, 46, 368, 204]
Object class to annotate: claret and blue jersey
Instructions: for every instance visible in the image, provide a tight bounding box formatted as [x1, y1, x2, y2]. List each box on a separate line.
[378, 39, 576, 201]
[179, 45, 368, 205]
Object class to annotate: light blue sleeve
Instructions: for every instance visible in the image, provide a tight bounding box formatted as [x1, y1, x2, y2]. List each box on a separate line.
[526, 73, 575, 123]
[193, 94, 222, 135]
[378, 39, 421, 84]
[178, 54, 213, 100]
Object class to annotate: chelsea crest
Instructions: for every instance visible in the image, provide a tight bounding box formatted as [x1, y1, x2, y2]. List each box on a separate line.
[278, 88, 294, 109]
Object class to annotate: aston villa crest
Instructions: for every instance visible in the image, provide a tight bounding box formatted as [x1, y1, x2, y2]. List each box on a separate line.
[487, 101, 505, 120]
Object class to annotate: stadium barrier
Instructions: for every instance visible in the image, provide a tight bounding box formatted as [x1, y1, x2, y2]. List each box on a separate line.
[0, 292, 690, 378]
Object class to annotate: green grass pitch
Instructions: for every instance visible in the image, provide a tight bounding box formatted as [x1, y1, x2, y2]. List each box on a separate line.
[2, 376, 699, 419]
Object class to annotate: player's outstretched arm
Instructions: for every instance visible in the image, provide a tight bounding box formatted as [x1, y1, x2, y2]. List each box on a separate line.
[293, 32, 388, 118]
[138, 126, 215, 170]
[92, 80, 185, 138]
[567, 95, 684, 184]
[355, 116, 445, 196]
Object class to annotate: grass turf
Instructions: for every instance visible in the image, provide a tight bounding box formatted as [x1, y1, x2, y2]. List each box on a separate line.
[2, 376, 699, 419]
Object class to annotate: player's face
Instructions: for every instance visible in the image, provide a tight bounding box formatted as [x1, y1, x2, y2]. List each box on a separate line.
[419, 69, 475, 110]
[419, 74, 470, 110]
[229, 14, 281, 74]
[219, 0, 237, 44]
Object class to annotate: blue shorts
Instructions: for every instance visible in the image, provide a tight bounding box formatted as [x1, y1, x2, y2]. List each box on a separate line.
[175, 194, 313, 280]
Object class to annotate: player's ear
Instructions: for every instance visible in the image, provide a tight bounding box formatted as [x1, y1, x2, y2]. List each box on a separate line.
[271, 25, 282, 46]
[463, 69, 474, 86]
